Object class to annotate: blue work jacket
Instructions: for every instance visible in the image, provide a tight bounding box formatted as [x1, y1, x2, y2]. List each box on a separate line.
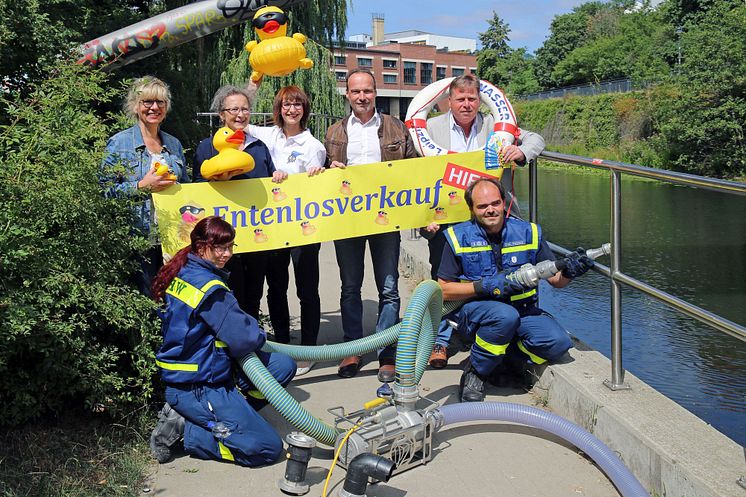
[444, 217, 542, 307]
[156, 254, 267, 385]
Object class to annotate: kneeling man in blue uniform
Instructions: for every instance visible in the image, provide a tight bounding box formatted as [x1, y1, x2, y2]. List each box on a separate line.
[437, 178, 593, 402]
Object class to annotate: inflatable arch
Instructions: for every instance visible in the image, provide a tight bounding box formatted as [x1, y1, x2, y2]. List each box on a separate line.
[78, 0, 305, 69]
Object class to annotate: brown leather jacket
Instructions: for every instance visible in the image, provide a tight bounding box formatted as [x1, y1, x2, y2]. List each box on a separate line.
[324, 113, 418, 166]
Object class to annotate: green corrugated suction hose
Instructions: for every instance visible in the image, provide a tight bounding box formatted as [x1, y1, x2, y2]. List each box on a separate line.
[239, 280, 460, 446]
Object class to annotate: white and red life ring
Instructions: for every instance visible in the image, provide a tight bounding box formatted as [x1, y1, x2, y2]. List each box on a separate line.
[404, 77, 521, 157]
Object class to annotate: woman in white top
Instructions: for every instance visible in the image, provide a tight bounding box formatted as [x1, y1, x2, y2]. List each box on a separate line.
[248, 86, 326, 376]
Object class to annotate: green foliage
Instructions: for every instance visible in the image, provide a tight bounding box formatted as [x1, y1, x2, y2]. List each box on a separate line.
[649, 0, 746, 177]
[0, 61, 161, 426]
[0, 409, 152, 497]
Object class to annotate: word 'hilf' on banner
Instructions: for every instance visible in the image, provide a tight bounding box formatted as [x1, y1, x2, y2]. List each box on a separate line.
[152, 151, 501, 256]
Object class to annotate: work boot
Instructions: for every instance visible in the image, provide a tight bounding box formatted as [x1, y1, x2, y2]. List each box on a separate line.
[428, 344, 448, 369]
[150, 402, 185, 463]
[458, 360, 486, 402]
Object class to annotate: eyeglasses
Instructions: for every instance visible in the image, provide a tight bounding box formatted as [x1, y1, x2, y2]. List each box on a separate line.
[212, 242, 236, 255]
[222, 107, 251, 115]
[142, 99, 167, 108]
[281, 102, 303, 109]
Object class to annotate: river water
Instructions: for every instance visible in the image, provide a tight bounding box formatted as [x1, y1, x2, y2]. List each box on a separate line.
[514, 165, 746, 447]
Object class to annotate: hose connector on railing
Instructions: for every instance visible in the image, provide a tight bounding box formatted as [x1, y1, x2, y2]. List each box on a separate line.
[339, 454, 396, 497]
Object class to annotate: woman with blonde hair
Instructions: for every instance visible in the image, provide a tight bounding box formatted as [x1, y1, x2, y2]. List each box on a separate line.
[102, 76, 188, 296]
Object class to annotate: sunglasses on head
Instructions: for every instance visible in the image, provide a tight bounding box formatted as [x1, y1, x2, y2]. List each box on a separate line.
[252, 11, 288, 29]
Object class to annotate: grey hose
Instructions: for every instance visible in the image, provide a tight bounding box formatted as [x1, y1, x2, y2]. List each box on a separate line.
[436, 402, 649, 497]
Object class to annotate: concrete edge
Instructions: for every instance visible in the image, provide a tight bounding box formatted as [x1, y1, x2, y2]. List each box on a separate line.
[398, 232, 746, 497]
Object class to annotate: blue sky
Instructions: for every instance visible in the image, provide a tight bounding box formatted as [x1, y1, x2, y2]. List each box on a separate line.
[345, 0, 586, 54]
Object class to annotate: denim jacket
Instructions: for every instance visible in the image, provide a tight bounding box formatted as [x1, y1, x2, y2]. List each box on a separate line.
[101, 124, 188, 237]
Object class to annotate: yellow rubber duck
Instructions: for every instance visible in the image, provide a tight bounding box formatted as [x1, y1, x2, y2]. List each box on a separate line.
[245, 6, 313, 82]
[200, 127, 255, 180]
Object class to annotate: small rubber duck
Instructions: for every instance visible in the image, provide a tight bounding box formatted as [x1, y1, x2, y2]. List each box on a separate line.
[375, 210, 390, 225]
[200, 127, 255, 180]
[254, 228, 269, 243]
[433, 207, 448, 220]
[339, 180, 352, 195]
[271, 187, 287, 201]
[245, 6, 313, 82]
[178, 203, 205, 243]
[155, 162, 177, 181]
[448, 191, 461, 205]
[300, 220, 316, 236]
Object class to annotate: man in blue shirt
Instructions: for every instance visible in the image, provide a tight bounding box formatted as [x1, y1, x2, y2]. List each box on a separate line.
[438, 178, 593, 402]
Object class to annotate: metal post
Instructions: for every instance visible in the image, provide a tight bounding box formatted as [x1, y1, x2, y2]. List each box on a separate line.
[528, 159, 538, 224]
[605, 170, 630, 390]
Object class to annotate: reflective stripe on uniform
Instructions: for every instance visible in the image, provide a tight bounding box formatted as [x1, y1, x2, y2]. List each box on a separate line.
[166, 277, 228, 309]
[218, 441, 235, 461]
[475, 335, 510, 356]
[510, 288, 537, 302]
[215, 341, 228, 348]
[245, 390, 266, 400]
[155, 359, 199, 372]
[446, 227, 491, 254]
[517, 340, 547, 364]
[501, 223, 538, 254]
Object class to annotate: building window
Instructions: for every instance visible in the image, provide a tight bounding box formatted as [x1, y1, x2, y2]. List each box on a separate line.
[420, 63, 433, 85]
[334, 55, 346, 65]
[436, 66, 447, 80]
[469, 68, 477, 74]
[335, 71, 347, 81]
[383, 59, 397, 69]
[383, 74, 397, 84]
[404, 61, 416, 84]
[452, 67, 465, 77]
[357, 57, 373, 67]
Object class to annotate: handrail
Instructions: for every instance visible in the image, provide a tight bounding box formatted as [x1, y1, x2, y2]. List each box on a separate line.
[531, 153, 746, 390]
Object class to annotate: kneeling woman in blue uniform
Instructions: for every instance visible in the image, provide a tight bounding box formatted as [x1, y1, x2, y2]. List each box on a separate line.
[150, 216, 295, 466]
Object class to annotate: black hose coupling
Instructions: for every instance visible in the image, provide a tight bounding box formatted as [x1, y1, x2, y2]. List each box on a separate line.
[339, 453, 396, 497]
[278, 432, 316, 495]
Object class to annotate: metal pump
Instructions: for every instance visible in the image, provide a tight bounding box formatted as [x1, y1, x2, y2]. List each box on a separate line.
[507, 243, 611, 288]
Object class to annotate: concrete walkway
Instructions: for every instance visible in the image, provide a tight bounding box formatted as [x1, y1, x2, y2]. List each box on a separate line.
[145, 236, 622, 497]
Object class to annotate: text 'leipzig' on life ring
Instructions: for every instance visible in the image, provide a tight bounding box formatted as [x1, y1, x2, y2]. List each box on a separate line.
[404, 77, 521, 157]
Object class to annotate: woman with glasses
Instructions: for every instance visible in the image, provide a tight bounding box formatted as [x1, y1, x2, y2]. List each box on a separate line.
[193, 85, 287, 328]
[149, 215, 295, 466]
[102, 76, 189, 297]
[247, 85, 326, 376]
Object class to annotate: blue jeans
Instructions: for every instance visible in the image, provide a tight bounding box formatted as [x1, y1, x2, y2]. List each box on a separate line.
[334, 232, 400, 361]
[453, 301, 571, 377]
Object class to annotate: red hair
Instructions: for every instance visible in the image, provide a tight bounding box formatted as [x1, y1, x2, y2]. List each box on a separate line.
[272, 85, 310, 130]
[151, 216, 235, 301]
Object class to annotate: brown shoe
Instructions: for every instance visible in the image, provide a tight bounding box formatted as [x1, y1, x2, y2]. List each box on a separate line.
[338, 355, 362, 378]
[429, 344, 448, 369]
[377, 364, 396, 383]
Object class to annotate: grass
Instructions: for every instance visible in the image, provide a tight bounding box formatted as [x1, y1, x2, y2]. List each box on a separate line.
[0, 405, 154, 497]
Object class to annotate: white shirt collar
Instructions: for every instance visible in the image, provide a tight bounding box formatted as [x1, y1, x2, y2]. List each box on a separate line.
[350, 111, 380, 127]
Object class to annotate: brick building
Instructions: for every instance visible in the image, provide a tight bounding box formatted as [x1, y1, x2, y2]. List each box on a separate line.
[331, 17, 477, 120]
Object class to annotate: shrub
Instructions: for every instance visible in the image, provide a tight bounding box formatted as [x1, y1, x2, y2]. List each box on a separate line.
[0, 61, 161, 425]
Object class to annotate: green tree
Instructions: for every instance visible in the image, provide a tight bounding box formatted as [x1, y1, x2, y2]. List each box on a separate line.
[0, 61, 161, 425]
[477, 12, 539, 93]
[478, 11, 512, 57]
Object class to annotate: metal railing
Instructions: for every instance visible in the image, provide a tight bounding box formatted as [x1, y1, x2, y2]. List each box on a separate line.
[515, 78, 641, 101]
[529, 152, 746, 389]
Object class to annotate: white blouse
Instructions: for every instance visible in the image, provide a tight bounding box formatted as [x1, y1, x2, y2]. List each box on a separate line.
[248, 125, 326, 175]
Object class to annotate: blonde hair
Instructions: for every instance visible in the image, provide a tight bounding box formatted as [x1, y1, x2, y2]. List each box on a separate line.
[124, 76, 172, 119]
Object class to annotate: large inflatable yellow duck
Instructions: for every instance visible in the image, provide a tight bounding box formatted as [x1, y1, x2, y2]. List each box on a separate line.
[245, 6, 313, 82]
[200, 127, 255, 180]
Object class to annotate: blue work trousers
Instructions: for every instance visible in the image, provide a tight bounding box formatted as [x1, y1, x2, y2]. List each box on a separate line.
[333, 232, 401, 361]
[164, 351, 295, 467]
[453, 301, 572, 377]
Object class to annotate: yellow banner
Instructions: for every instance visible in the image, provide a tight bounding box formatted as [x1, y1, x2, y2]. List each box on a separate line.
[153, 151, 502, 255]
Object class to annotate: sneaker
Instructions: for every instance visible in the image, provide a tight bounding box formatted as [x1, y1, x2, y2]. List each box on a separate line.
[150, 402, 185, 463]
[459, 361, 486, 402]
[295, 361, 315, 376]
[428, 344, 448, 369]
